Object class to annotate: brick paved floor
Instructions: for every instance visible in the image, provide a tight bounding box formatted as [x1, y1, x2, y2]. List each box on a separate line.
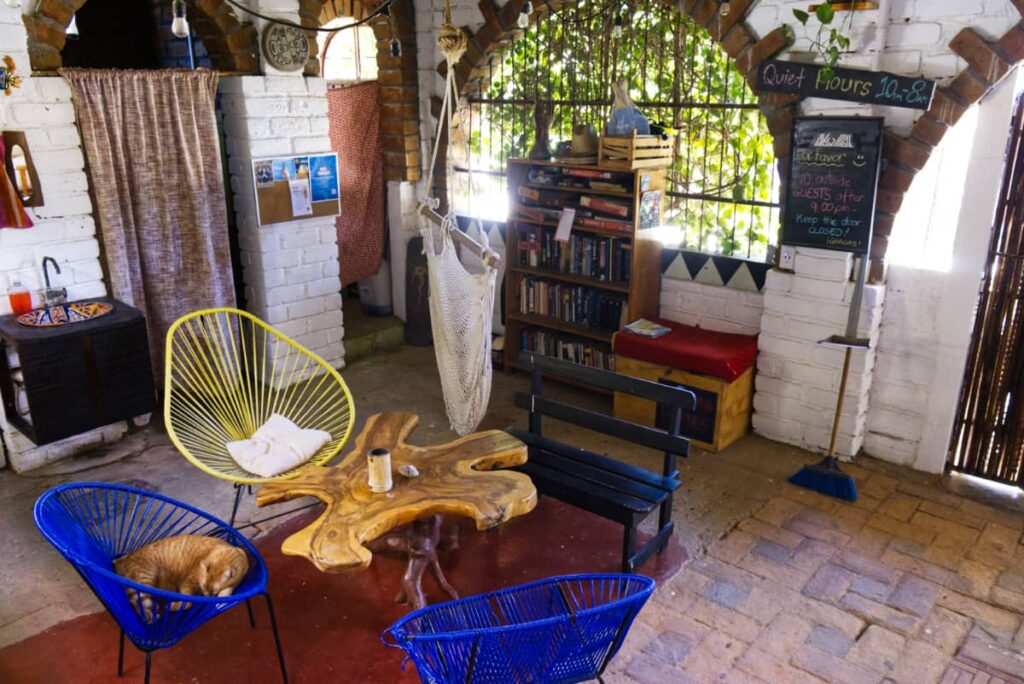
[607, 462, 1024, 684]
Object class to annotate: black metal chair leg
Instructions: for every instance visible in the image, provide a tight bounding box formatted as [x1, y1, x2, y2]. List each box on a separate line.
[117, 630, 125, 676]
[246, 598, 257, 628]
[144, 651, 151, 684]
[229, 484, 245, 527]
[264, 592, 288, 684]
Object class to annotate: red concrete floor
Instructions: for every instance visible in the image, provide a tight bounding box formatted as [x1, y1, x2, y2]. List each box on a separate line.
[0, 497, 685, 683]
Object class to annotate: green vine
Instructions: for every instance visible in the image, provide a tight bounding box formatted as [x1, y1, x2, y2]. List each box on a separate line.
[793, 2, 853, 80]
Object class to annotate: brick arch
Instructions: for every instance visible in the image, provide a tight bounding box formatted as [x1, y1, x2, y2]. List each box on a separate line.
[430, 0, 798, 218]
[298, 0, 421, 182]
[22, 0, 258, 73]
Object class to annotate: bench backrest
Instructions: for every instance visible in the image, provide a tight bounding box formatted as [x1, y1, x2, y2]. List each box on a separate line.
[516, 352, 696, 479]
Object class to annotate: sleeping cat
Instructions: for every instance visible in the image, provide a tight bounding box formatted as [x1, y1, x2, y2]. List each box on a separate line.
[114, 535, 249, 622]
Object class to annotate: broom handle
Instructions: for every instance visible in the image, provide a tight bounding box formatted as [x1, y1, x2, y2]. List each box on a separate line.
[828, 347, 853, 458]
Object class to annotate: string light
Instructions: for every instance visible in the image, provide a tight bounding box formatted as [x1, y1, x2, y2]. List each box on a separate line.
[171, 0, 190, 38]
[518, 1, 533, 29]
[720, 1, 731, 16]
[611, 12, 623, 38]
[383, 4, 402, 57]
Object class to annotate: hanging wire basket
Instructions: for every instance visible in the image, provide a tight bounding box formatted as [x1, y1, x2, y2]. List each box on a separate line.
[383, 573, 655, 684]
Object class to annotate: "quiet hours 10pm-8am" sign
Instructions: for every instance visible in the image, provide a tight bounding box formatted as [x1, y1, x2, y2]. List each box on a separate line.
[757, 59, 936, 110]
[781, 117, 884, 256]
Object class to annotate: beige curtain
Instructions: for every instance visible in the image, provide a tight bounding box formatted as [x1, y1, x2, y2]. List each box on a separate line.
[61, 68, 236, 379]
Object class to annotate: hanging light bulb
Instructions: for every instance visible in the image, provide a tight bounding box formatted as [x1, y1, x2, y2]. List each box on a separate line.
[65, 13, 79, 38]
[611, 13, 624, 39]
[171, 0, 190, 39]
[517, 1, 532, 30]
[390, 39, 402, 57]
[720, 1, 731, 16]
[387, 3, 402, 57]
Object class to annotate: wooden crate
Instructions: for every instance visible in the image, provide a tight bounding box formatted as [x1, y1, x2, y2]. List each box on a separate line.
[598, 132, 673, 171]
[613, 356, 753, 452]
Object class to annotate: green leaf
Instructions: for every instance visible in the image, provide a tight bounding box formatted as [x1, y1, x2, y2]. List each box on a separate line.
[815, 3, 835, 24]
[827, 45, 840, 65]
[792, 8, 809, 24]
[836, 34, 850, 49]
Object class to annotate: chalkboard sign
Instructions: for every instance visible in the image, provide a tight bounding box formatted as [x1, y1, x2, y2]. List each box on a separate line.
[757, 59, 935, 111]
[781, 117, 883, 255]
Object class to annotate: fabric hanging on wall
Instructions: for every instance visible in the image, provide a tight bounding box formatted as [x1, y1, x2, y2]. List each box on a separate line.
[60, 68, 235, 380]
[327, 81, 385, 286]
[0, 137, 32, 229]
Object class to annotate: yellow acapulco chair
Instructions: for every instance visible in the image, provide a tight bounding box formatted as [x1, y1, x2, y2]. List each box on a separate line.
[165, 308, 355, 525]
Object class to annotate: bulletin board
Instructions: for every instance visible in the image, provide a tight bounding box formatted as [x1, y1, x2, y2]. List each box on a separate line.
[251, 152, 341, 227]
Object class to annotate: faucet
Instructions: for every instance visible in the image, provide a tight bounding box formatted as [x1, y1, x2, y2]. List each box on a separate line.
[41, 256, 66, 306]
[42, 256, 60, 289]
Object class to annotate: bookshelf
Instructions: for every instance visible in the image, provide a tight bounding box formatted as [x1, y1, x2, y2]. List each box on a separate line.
[504, 159, 665, 375]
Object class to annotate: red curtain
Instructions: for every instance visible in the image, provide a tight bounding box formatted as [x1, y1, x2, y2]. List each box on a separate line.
[327, 82, 385, 286]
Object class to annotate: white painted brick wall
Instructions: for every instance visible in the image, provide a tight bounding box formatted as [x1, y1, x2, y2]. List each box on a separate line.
[659, 278, 764, 336]
[220, 75, 345, 370]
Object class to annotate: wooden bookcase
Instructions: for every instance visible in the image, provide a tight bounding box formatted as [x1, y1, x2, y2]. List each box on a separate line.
[504, 159, 665, 376]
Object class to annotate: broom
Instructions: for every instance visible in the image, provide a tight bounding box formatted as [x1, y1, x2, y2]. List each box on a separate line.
[788, 344, 858, 501]
[788, 244, 871, 502]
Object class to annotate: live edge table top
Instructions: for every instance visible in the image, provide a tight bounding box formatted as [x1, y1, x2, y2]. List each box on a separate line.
[256, 412, 537, 573]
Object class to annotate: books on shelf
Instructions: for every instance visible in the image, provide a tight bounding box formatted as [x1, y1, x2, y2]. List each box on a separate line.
[525, 166, 632, 195]
[518, 276, 628, 331]
[624, 318, 672, 338]
[517, 227, 632, 282]
[580, 195, 630, 218]
[520, 327, 615, 371]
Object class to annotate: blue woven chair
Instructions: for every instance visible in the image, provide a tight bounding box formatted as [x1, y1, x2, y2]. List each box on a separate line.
[34, 482, 287, 684]
[383, 574, 654, 683]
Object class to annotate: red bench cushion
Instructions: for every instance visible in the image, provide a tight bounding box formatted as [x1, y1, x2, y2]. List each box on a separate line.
[613, 319, 758, 382]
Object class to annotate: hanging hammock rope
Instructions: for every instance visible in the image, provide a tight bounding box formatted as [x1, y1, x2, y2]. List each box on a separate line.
[418, 2, 499, 436]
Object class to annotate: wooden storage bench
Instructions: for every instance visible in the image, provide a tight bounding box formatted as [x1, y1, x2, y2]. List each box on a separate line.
[612, 321, 757, 452]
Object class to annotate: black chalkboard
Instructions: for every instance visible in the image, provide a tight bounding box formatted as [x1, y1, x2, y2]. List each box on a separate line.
[781, 117, 883, 255]
[757, 59, 935, 110]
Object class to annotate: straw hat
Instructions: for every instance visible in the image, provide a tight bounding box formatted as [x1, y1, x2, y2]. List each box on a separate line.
[555, 124, 599, 160]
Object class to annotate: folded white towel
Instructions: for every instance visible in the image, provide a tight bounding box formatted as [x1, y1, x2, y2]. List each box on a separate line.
[226, 413, 332, 478]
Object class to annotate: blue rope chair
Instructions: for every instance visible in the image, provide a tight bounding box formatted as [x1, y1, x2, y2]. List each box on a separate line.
[34, 482, 287, 684]
[383, 574, 654, 684]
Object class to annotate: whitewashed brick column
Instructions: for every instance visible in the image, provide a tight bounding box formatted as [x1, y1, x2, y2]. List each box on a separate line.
[220, 74, 345, 369]
[752, 248, 884, 459]
[0, 4, 124, 472]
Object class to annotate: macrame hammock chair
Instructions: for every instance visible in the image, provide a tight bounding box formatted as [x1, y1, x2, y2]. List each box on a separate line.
[419, 6, 501, 437]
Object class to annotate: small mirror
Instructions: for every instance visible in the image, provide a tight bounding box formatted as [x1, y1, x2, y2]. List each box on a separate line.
[9, 143, 30, 201]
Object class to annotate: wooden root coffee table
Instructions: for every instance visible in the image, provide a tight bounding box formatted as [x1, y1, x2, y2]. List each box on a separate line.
[256, 412, 537, 608]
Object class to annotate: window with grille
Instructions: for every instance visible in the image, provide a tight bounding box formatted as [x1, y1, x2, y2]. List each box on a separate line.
[319, 17, 378, 83]
[449, 0, 780, 260]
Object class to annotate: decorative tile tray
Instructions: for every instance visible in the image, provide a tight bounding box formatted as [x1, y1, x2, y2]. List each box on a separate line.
[17, 302, 114, 327]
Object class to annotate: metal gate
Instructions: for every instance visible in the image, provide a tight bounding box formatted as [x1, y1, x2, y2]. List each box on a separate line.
[950, 92, 1024, 485]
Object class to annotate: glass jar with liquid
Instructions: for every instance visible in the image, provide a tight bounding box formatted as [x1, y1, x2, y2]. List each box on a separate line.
[7, 279, 31, 316]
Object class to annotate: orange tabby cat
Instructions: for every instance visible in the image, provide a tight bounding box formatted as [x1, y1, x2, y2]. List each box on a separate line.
[114, 535, 249, 622]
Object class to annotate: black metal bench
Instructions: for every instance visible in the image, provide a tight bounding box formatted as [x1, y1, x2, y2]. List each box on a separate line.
[508, 352, 696, 573]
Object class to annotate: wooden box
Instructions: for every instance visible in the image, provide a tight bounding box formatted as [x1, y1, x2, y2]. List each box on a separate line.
[598, 133, 673, 171]
[613, 355, 753, 452]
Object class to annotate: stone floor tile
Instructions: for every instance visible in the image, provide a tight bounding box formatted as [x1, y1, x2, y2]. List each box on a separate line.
[976, 523, 1023, 559]
[723, 666, 769, 683]
[888, 573, 942, 618]
[919, 607, 974, 656]
[780, 486, 845, 514]
[751, 538, 792, 564]
[790, 537, 840, 571]
[889, 639, 954, 684]
[690, 556, 762, 587]
[735, 549, 817, 592]
[801, 598, 867, 640]
[707, 529, 758, 565]
[851, 493, 884, 513]
[786, 515, 852, 547]
[679, 630, 747, 682]
[750, 612, 815, 661]
[997, 571, 1024, 595]
[960, 500, 1024, 532]
[737, 579, 800, 626]
[939, 589, 1022, 641]
[846, 524, 897, 558]
[703, 579, 751, 610]
[803, 562, 856, 603]
[881, 547, 956, 586]
[734, 647, 827, 684]
[847, 624, 906, 676]
[861, 473, 900, 500]
[686, 594, 763, 643]
[950, 560, 1001, 599]
[755, 496, 806, 528]
[835, 549, 900, 584]
[840, 592, 920, 635]
[806, 624, 854, 657]
[739, 517, 805, 548]
[851, 574, 892, 603]
[869, 512, 939, 546]
[792, 644, 880, 684]
[625, 652, 690, 684]
[896, 480, 964, 509]
[958, 635, 1024, 679]
[919, 500, 987, 530]
[641, 632, 694, 667]
[662, 613, 713, 647]
[990, 586, 1024, 614]
[879, 492, 924, 522]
